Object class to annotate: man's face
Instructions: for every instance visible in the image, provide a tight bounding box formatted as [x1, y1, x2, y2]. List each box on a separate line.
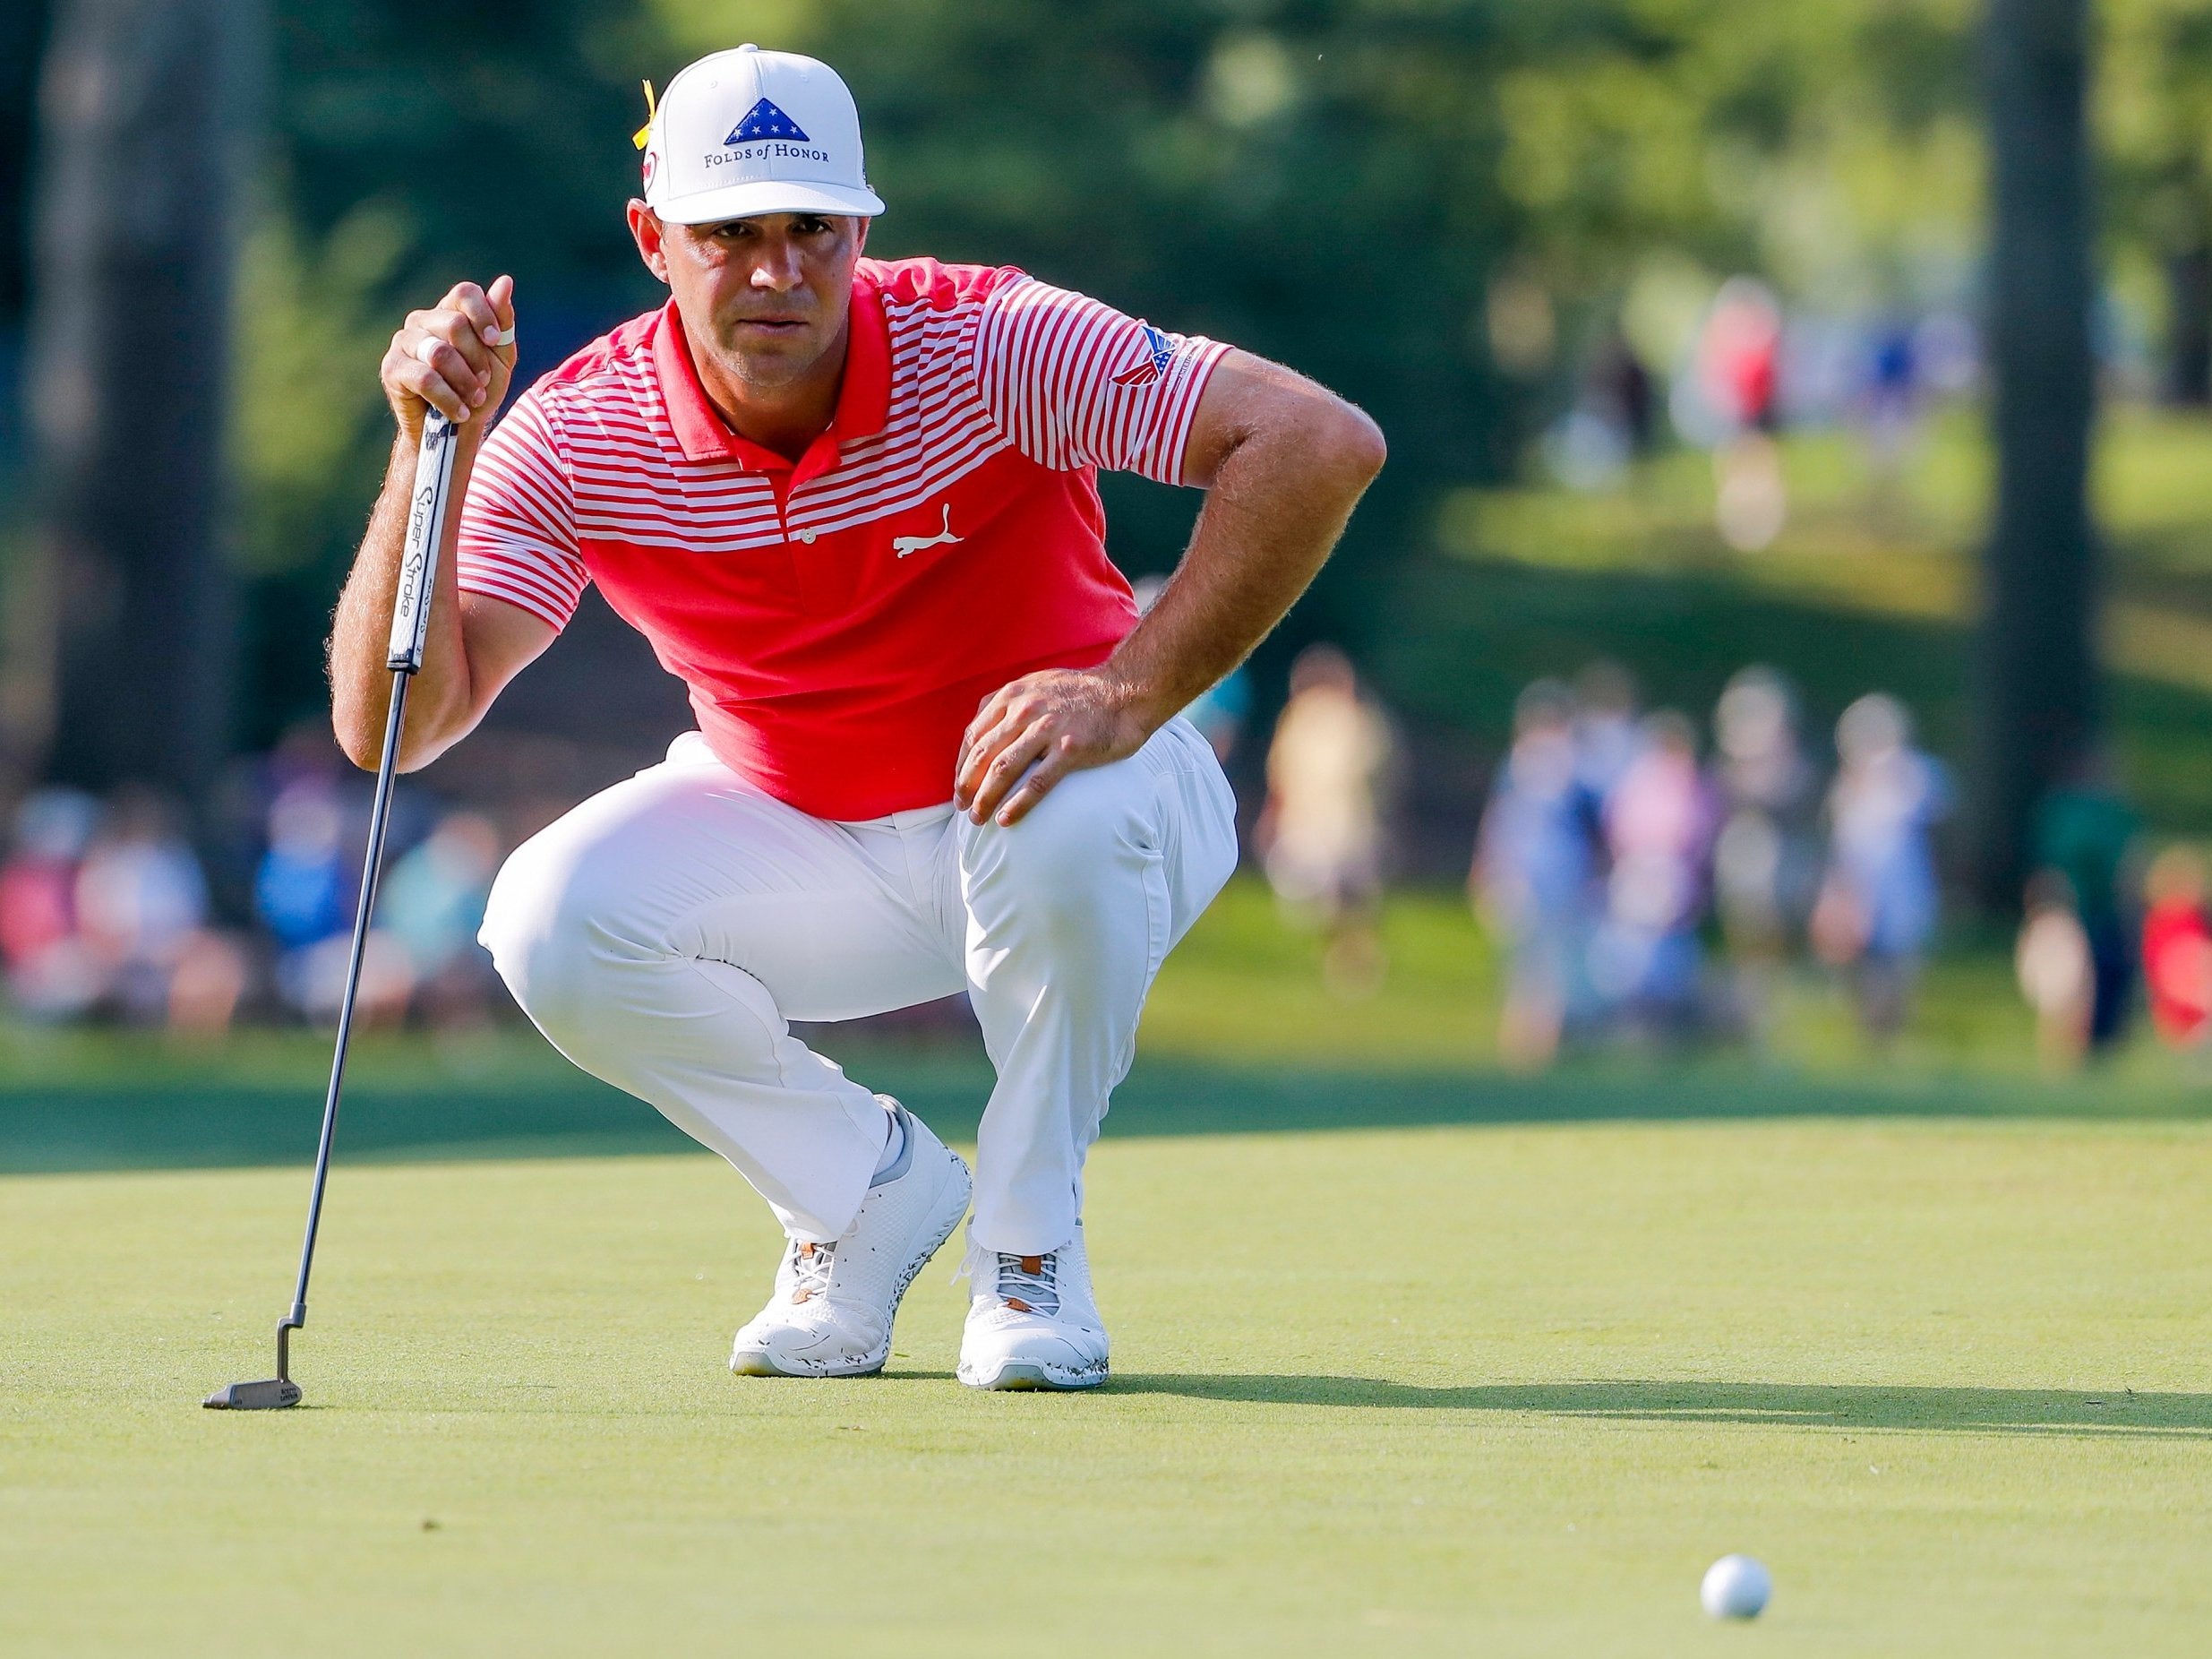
[629, 206, 867, 391]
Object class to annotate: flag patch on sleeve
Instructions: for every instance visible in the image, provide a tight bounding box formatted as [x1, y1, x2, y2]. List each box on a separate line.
[1110, 323, 1177, 388]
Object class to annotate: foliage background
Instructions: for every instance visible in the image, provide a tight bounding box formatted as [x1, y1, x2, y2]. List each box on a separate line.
[221, 0, 1998, 742]
[4, 0, 2212, 839]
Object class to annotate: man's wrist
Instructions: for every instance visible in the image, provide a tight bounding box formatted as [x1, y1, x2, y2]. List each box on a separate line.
[1093, 662, 1179, 740]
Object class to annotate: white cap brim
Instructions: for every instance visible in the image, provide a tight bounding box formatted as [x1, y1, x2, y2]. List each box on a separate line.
[654, 178, 886, 225]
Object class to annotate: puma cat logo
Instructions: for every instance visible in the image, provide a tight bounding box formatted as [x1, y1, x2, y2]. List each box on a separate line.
[893, 504, 962, 558]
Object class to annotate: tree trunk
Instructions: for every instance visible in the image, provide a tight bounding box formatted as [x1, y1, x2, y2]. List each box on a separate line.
[1976, 0, 2100, 912]
[2164, 238, 2212, 407]
[20, 0, 253, 800]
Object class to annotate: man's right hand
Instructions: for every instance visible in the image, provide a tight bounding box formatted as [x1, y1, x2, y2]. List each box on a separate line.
[339, 270, 552, 775]
[382, 275, 519, 439]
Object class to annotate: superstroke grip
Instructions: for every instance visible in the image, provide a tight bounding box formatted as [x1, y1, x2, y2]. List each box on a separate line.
[387, 411, 459, 673]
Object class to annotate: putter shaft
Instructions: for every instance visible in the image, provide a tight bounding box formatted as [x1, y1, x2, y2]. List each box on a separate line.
[207, 413, 457, 1412]
[283, 671, 414, 1351]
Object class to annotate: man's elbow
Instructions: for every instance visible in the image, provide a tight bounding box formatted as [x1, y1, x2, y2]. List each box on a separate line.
[1314, 397, 1386, 493]
[331, 690, 453, 774]
[331, 696, 383, 773]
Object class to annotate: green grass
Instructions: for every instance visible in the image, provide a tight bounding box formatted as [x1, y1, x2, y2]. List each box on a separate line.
[4, 1117, 2210, 1655]
[6, 872, 2210, 1652]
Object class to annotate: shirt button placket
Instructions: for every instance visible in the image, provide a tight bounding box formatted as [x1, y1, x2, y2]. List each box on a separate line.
[769, 475, 792, 541]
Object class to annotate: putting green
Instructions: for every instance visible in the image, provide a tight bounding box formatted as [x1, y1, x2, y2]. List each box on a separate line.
[4, 1117, 2209, 1655]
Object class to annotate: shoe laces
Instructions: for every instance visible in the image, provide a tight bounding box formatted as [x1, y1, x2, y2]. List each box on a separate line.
[951, 1239, 1062, 1316]
[992, 1251, 1059, 1316]
[787, 1239, 836, 1305]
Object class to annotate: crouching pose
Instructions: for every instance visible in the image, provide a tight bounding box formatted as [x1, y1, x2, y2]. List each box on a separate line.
[329, 45, 1383, 1388]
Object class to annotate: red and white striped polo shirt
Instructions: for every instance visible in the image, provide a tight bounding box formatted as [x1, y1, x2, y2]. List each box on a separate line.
[455, 256, 1229, 820]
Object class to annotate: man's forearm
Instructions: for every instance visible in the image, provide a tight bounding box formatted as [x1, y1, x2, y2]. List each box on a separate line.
[1102, 397, 1385, 730]
[328, 430, 479, 770]
[950, 356, 1383, 828]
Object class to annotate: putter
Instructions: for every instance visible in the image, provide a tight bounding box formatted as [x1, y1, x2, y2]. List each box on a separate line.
[205, 410, 461, 1411]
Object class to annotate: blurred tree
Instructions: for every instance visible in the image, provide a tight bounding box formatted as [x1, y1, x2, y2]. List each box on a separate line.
[0, 1, 55, 797]
[25, 0, 259, 798]
[2103, 0, 2212, 403]
[1976, 0, 2100, 910]
[231, 0, 659, 746]
[0, 4, 48, 337]
[147, 0, 2182, 862]
[1485, 4, 1978, 290]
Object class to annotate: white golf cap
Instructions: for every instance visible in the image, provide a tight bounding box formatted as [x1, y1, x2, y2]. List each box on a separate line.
[639, 44, 885, 224]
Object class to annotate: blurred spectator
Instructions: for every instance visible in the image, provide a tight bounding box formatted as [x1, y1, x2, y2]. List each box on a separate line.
[1811, 694, 1950, 1043]
[1697, 278, 1788, 553]
[1710, 668, 1822, 1040]
[1863, 315, 1923, 480]
[1913, 309, 1980, 398]
[381, 812, 503, 1027]
[1573, 661, 1643, 802]
[292, 929, 415, 1030]
[1701, 279, 1784, 435]
[167, 931, 252, 1037]
[1714, 433, 1788, 554]
[2016, 871, 2094, 1072]
[207, 719, 356, 927]
[2032, 758, 2140, 1053]
[1258, 644, 1397, 998]
[256, 781, 351, 953]
[0, 787, 103, 1019]
[1590, 711, 1718, 1036]
[1182, 669, 1254, 766]
[1474, 680, 1603, 1068]
[257, 778, 360, 1021]
[1589, 322, 1657, 455]
[1, 740, 534, 1032]
[74, 787, 245, 1033]
[2140, 846, 2212, 1052]
[1774, 313, 1860, 429]
[254, 779, 455, 1032]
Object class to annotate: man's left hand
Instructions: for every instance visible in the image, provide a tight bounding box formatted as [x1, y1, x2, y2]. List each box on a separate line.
[955, 669, 1154, 827]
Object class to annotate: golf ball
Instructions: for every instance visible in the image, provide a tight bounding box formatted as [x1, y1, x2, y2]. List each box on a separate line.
[1701, 1553, 1771, 1620]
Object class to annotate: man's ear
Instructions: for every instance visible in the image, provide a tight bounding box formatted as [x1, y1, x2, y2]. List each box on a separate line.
[853, 215, 870, 257]
[627, 200, 671, 286]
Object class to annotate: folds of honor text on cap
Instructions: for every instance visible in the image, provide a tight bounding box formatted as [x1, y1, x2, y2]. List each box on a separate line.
[707, 96, 832, 169]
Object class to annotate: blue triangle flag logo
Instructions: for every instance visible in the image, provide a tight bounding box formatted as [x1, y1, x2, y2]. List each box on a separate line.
[725, 99, 810, 145]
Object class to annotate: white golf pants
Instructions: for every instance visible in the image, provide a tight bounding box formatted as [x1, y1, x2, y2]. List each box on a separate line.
[478, 718, 1238, 1253]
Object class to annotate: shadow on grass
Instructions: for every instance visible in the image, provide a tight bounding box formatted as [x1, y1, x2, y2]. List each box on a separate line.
[4, 1044, 2208, 1175]
[1107, 1375, 2212, 1440]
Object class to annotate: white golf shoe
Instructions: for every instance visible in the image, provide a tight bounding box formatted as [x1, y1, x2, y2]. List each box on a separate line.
[731, 1102, 970, 1379]
[956, 1222, 1109, 1391]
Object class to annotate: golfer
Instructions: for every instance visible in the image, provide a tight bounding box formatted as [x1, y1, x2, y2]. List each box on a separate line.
[330, 45, 1384, 1389]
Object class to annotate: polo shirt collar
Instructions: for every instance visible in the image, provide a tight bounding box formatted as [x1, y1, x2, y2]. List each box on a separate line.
[652, 270, 891, 473]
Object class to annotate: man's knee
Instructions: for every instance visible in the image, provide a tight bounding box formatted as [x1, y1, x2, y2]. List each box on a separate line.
[478, 823, 639, 1039]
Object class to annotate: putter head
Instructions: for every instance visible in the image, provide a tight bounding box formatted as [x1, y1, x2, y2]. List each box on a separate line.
[203, 1379, 303, 1410]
